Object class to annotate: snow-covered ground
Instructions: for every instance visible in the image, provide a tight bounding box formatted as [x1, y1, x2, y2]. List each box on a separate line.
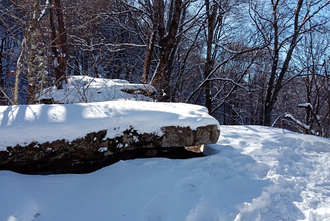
[38, 75, 155, 103]
[1, 125, 330, 221]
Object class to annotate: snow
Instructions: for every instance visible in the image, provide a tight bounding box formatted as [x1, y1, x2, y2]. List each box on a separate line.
[285, 114, 311, 130]
[298, 103, 313, 110]
[0, 101, 218, 150]
[1, 125, 330, 221]
[1, 76, 330, 220]
[38, 75, 156, 103]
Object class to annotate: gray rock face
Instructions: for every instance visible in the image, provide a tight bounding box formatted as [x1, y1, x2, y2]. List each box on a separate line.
[0, 125, 220, 174]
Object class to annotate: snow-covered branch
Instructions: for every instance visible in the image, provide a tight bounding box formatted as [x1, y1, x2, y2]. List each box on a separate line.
[285, 103, 325, 137]
[285, 113, 313, 134]
[38, 0, 49, 22]
[297, 102, 323, 135]
[71, 42, 148, 49]
[298, 103, 313, 110]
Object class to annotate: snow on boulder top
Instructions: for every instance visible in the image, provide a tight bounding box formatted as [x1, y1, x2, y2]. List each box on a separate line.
[0, 101, 220, 151]
[38, 75, 156, 103]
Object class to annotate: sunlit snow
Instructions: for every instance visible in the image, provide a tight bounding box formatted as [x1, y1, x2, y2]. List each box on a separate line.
[1, 75, 330, 220]
[0, 101, 219, 151]
[38, 75, 155, 103]
[1, 126, 330, 220]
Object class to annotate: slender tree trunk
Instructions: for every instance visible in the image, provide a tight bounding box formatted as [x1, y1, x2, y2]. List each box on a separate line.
[263, 0, 303, 126]
[204, 0, 217, 113]
[0, 38, 5, 105]
[49, 0, 68, 89]
[26, 0, 40, 104]
[166, 5, 186, 101]
[142, 29, 156, 83]
[12, 37, 26, 105]
[142, 0, 164, 84]
[263, 1, 279, 126]
[55, 0, 68, 87]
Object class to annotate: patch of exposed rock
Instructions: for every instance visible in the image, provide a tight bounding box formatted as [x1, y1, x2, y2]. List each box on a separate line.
[0, 125, 219, 174]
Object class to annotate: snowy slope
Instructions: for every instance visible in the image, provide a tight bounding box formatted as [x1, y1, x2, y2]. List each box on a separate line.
[0, 101, 219, 150]
[1, 126, 330, 221]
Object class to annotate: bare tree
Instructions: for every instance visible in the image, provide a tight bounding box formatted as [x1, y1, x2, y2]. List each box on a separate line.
[249, 0, 330, 126]
[184, 0, 264, 118]
[0, 0, 27, 105]
[203, 0, 224, 112]
[284, 28, 330, 137]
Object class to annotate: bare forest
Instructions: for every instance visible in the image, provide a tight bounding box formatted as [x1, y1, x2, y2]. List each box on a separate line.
[0, 0, 330, 137]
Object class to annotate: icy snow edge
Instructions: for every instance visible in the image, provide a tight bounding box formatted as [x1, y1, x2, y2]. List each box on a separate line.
[0, 101, 220, 151]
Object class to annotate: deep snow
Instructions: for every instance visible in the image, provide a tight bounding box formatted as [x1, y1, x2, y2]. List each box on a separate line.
[1, 125, 330, 221]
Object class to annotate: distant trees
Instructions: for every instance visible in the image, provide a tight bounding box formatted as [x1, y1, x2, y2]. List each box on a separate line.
[283, 28, 330, 137]
[249, 0, 330, 126]
[0, 0, 27, 104]
[0, 0, 329, 137]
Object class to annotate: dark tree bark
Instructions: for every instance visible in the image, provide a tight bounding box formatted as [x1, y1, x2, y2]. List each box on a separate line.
[49, 0, 68, 90]
[0, 38, 5, 105]
[141, 0, 161, 84]
[204, 0, 219, 112]
[142, 31, 155, 83]
[151, 0, 183, 102]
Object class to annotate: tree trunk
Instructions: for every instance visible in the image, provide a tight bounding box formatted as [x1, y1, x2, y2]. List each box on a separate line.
[0, 38, 5, 105]
[142, 31, 154, 83]
[26, 0, 40, 104]
[262, 0, 304, 126]
[204, 0, 218, 113]
[151, 0, 182, 102]
[49, 0, 68, 90]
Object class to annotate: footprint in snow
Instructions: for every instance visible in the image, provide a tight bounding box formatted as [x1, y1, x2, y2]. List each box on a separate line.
[176, 177, 201, 200]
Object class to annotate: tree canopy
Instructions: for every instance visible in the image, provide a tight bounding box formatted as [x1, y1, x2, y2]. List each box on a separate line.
[1, 0, 330, 137]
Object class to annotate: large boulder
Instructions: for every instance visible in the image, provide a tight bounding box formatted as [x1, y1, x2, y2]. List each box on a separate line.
[0, 125, 219, 174]
[0, 101, 220, 174]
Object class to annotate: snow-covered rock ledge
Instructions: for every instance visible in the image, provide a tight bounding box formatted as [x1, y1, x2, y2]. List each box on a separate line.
[0, 101, 220, 174]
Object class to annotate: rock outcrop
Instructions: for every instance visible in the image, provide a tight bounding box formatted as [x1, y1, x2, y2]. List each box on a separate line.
[0, 100, 220, 174]
[0, 125, 219, 174]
